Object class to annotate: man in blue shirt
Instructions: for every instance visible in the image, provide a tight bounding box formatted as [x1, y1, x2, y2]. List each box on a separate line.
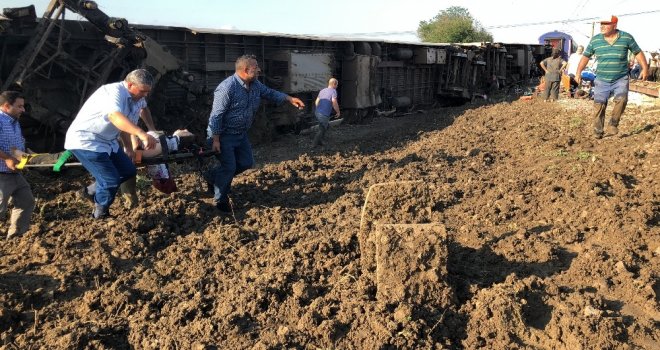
[0, 91, 35, 238]
[207, 55, 305, 212]
[65, 69, 158, 219]
[313, 78, 341, 146]
[576, 15, 648, 139]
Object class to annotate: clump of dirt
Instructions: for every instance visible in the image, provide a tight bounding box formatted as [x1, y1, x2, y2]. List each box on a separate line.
[1, 96, 658, 349]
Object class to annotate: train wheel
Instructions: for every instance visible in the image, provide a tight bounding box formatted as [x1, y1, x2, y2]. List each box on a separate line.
[354, 42, 372, 55]
[342, 108, 375, 124]
[343, 42, 355, 57]
[342, 109, 361, 124]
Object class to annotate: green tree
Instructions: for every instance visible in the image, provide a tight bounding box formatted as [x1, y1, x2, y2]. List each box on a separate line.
[417, 6, 493, 43]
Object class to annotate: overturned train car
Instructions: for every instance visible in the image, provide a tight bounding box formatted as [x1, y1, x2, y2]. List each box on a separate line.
[0, 2, 545, 152]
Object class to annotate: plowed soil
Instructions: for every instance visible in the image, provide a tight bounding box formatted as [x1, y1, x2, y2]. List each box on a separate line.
[1, 96, 659, 349]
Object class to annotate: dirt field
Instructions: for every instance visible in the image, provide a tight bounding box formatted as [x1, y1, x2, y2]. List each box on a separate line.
[1, 96, 659, 349]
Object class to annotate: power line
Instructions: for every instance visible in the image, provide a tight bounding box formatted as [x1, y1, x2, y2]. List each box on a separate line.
[570, 0, 588, 18]
[564, 22, 592, 39]
[576, 0, 591, 17]
[319, 9, 660, 38]
[485, 9, 660, 29]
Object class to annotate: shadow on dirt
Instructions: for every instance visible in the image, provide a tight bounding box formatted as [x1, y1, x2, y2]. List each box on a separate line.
[235, 166, 368, 210]
[0, 272, 60, 333]
[444, 238, 576, 343]
[255, 108, 463, 166]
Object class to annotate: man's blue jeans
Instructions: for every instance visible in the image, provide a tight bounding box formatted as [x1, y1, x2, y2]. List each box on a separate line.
[207, 133, 254, 204]
[593, 76, 629, 105]
[315, 111, 330, 129]
[592, 76, 629, 133]
[70, 149, 136, 210]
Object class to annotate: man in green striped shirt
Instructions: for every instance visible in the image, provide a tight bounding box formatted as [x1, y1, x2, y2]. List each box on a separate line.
[575, 15, 648, 139]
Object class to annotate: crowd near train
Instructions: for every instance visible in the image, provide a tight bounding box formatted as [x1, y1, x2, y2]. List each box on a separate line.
[0, 2, 550, 153]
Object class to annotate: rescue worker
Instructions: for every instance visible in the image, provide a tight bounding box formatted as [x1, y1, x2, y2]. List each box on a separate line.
[207, 55, 304, 212]
[65, 69, 158, 218]
[313, 78, 341, 147]
[0, 91, 35, 238]
[575, 15, 648, 139]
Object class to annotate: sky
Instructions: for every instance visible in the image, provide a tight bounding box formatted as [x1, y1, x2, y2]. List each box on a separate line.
[3, 0, 659, 52]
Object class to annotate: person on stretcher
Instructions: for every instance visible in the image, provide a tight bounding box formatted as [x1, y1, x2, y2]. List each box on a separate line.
[104, 129, 194, 205]
[14, 129, 196, 208]
[128, 129, 195, 159]
[14, 129, 197, 209]
[100, 129, 196, 207]
[11, 129, 195, 166]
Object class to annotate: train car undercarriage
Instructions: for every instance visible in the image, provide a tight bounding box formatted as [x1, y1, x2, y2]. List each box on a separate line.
[1, 1, 545, 152]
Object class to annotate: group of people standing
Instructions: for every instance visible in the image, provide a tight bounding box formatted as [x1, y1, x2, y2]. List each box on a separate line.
[540, 15, 650, 139]
[4, 14, 649, 237]
[1, 55, 342, 238]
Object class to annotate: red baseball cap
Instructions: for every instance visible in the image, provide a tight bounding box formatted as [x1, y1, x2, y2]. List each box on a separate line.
[600, 15, 618, 24]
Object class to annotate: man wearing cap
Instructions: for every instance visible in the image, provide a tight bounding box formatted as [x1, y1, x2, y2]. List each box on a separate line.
[575, 15, 648, 139]
[540, 48, 567, 101]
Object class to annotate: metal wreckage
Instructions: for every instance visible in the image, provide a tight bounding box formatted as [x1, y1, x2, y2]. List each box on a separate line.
[1, 0, 554, 154]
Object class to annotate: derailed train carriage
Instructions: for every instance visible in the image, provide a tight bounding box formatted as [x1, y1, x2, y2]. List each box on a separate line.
[0, 1, 548, 152]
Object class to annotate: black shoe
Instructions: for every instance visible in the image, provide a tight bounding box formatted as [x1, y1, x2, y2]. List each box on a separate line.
[216, 200, 232, 213]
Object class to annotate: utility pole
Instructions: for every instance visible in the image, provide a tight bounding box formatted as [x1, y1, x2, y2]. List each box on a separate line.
[591, 21, 595, 37]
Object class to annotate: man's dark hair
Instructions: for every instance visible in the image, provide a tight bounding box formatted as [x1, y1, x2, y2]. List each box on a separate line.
[0, 90, 24, 106]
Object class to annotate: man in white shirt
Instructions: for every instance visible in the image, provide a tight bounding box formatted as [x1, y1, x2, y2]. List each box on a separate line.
[65, 69, 157, 219]
[566, 45, 584, 94]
